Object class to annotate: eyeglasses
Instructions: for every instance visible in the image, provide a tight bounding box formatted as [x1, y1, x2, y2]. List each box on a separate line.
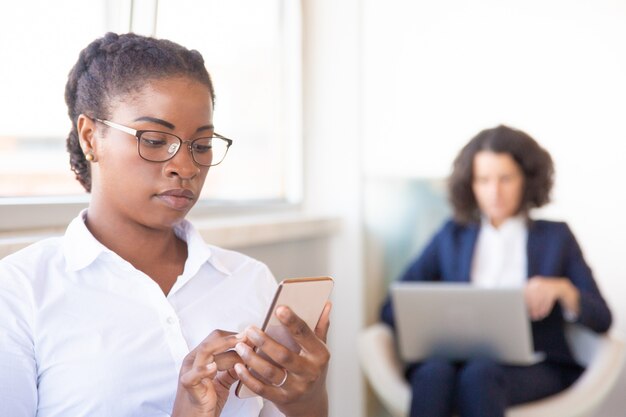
[94, 118, 233, 167]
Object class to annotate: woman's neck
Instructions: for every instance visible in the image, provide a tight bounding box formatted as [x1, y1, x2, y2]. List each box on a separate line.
[84, 206, 188, 294]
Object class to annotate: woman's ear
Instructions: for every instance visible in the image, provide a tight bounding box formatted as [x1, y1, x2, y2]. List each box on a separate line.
[77, 114, 97, 161]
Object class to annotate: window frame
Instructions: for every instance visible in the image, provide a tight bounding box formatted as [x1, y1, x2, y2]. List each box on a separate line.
[0, 0, 303, 233]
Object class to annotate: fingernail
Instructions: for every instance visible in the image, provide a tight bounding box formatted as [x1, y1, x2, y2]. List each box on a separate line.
[235, 332, 247, 341]
[234, 362, 245, 374]
[276, 306, 289, 319]
[206, 362, 216, 372]
[235, 342, 247, 356]
[246, 326, 263, 343]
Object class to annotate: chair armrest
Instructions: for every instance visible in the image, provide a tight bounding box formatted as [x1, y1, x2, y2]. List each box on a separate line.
[508, 329, 626, 417]
[357, 323, 411, 417]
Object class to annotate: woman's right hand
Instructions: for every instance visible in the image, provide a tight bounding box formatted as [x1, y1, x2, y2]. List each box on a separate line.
[525, 276, 580, 321]
[233, 303, 332, 417]
[172, 330, 244, 417]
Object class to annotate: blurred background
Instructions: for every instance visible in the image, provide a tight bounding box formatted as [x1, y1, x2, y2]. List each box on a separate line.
[1, 1, 625, 416]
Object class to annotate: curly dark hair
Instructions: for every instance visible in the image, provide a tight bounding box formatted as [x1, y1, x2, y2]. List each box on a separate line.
[65, 32, 216, 192]
[448, 125, 554, 224]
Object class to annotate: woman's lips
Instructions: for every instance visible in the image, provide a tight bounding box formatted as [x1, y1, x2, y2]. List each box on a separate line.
[155, 189, 196, 210]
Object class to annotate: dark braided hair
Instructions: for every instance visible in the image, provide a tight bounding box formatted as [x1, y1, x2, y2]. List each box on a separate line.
[448, 125, 555, 224]
[65, 32, 215, 192]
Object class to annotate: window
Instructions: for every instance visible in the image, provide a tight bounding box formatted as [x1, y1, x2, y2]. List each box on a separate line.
[156, 0, 302, 202]
[0, 0, 302, 230]
[0, 1, 112, 199]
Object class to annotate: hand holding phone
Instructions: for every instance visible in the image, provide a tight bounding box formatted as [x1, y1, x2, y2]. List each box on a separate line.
[235, 276, 334, 398]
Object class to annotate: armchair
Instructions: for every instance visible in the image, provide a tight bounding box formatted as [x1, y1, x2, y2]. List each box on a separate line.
[357, 322, 624, 417]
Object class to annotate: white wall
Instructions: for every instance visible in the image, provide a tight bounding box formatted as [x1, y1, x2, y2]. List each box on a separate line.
[302, 1, 366, 416]
[361, 1, 626, 416]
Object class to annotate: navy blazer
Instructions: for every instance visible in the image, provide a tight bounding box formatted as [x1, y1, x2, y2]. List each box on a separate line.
[380, 219, 612, 365]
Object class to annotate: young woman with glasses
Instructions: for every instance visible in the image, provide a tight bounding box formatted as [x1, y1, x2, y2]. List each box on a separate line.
[0, 32, 330, 417]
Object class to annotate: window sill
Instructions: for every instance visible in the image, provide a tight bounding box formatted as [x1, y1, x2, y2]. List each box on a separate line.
[0, 212, 341, 259]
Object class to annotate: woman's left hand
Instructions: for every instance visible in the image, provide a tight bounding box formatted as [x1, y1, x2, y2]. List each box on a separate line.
[525, 276, 580, 321]
[172, 330, 243, 417]
[234, 302, 332, 417]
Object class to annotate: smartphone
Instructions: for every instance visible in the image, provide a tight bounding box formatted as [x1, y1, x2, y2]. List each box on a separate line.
[235, 276, 334, 398]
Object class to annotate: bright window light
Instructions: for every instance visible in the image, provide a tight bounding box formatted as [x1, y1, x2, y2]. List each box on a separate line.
[0, 0, 302, 206]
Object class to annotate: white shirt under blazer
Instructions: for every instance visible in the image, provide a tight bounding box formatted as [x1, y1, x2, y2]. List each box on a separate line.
[0, 210, 284, 417]
[471, 215, 528, 288]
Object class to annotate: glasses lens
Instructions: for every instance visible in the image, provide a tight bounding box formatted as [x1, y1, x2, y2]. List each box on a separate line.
[192, 137, 230, 166]
[138, 131, 181, 162]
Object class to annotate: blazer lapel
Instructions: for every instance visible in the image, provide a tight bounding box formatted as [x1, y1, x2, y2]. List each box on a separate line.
[459, 223, 479, 282]
[526, 221, 540, 278]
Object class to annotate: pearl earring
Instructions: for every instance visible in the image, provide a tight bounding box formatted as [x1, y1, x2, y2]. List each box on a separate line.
[85, 152, 95, 162]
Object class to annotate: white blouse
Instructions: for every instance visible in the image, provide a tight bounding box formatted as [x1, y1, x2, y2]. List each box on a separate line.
[471, 216, 528, 288]
[0, 210, 284, 417]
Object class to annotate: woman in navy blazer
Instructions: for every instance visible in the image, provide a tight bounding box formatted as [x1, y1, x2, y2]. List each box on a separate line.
[380, 125, 612, 417]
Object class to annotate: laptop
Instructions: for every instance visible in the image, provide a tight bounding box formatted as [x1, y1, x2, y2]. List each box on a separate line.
[390, 282, 544, 365]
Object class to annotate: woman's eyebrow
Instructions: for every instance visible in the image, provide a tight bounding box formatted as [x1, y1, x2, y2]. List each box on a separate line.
[196, 124, 214, 133]
[134, 116, 214, 133]
[134, 116, 175, 130]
